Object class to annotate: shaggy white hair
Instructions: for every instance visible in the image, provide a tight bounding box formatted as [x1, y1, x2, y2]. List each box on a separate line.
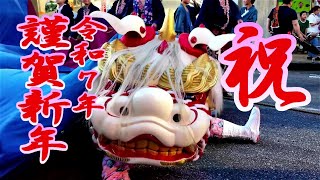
[96, 37, 223, 120]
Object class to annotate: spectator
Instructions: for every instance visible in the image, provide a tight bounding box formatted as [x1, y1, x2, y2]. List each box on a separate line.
[187, 0, 200, 26]
[55, 0, 74, 38]
[313, 0, 320, 6]
[306, 6, 320, 61]
[195, 0, 242, 35]
[299, 11, 309, 36]
[174, 0, 194, 34]
[108, 0, 134, 19]
[240, 0, 258, 22]
[132, 0, 165, 30]
[72, 0, 99, 39]
[267, 0, 305, 42]
[74, 0, 99, 26]
[54, 0, 75, 68]
[298, 11, 309, 52]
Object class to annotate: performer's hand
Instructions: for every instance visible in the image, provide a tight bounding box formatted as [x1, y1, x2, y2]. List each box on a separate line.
[299, 34, 306, 42]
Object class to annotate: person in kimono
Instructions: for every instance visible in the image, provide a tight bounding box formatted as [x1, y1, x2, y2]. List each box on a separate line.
[132, 0, 165, 30]
[72, 0, 100, 39]
[55, 0, 74, 38]
[195, 0, 242, 35]
[108, 0, 134, 19]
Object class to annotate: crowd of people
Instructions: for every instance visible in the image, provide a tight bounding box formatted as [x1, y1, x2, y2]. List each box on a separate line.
[52, 0, 319, 62]
[267, 0, 320, 63]
[53, 0, 258, 48]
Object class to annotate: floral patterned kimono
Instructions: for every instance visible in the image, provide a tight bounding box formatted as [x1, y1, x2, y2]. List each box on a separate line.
[132, 0, 165, 30]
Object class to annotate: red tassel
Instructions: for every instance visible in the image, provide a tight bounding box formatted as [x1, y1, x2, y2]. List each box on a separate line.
[158, 40, 169, 54]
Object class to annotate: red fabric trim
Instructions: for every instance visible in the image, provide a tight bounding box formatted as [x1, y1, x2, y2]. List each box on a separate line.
[120, 26, 156, 47]
[178, 33, 207, 57]
[188, 109, 198, 125]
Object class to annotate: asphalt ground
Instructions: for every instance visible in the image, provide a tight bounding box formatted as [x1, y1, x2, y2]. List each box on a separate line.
[229, 70, 320, 114]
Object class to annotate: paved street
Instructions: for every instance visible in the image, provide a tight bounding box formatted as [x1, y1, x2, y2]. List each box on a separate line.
[251, 70, 320, 113]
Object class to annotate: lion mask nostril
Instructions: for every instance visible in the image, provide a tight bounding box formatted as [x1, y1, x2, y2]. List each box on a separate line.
[173, 114, 181, 122]
[120, 107, 129, 116]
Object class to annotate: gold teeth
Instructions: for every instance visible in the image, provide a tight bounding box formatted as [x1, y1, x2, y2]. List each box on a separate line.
[111, 140, 185, 155]
[148, 149, 158, 156]
[149, 141, 159, 151]
[184, 145, 196, 153]
[135, 140, 148, 149]
[126, 142, 135, 148]
[102, 138, 196, 165]
[105, 151, 129, 162]
[160, 159, 187, 166]
[105, 139, 196, 155]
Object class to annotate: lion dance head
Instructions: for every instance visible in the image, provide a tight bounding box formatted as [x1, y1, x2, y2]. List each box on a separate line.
[89, 10, 235, 167]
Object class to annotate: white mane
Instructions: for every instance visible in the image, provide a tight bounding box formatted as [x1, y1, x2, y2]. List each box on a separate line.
[96, 37, 223, 116]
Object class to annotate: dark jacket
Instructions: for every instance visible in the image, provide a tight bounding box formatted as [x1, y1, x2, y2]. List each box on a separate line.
[109, 0, 164, 30]
[72, 3, 100, 38]
[108, 0, 134, 19]
[240, 5, 258, 22]
[60, 4, 74, 38]
[75, 3, 100, 25]
[150, 0, 165, 30]
[187, 4, 200, 26]
[195, 0, 240, 33]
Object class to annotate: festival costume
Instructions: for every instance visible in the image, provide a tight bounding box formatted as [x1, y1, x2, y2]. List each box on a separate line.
[89, 10, 261, 179]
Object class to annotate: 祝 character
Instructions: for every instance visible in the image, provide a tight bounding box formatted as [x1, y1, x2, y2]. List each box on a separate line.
[88, 10, 261, 179]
